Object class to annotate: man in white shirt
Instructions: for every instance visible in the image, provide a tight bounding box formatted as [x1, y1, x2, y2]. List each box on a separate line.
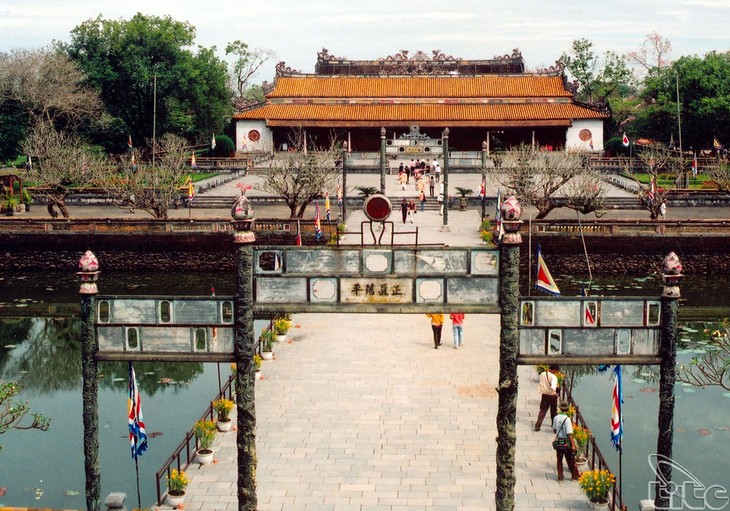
[534, 365, 559, 431]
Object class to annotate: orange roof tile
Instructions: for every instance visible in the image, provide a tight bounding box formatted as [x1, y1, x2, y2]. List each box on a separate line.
[234, 103, 608, 126]
[267, 75, 572, 99]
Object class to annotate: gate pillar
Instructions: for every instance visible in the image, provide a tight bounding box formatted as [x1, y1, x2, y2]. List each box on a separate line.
[495, 197, 522, 511]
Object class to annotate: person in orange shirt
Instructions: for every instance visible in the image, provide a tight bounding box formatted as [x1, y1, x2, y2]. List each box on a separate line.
[449, 313, 465, 348]
[425, 313, 444, 349]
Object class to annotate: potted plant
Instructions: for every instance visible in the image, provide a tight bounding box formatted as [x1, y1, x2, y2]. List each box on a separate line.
[455, 187, 473, 210]
[165, 468, 189, 508]
[193, 419, 217, 464]
[22, 189, 32, 212]
[578, 469, 616, 509]
[259, 329, 276, 359]
[572, 424, 591, 465]
[273, 317, 292, 342]
[254, 354, 262, 380]
[213, 398, 234, 432]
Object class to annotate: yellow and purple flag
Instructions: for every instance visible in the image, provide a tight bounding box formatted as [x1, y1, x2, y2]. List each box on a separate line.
[128, 363, 148, 459]
[314, 202, 322, 241]
[325, 192, 331, 222]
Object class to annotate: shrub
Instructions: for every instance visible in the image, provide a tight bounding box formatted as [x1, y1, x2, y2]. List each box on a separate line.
[210, 134, 234, 157]
[572, 424, 591, 450]
[273, 317, 292, 335]
[259, 329, 276, 351]
[253, 354, 262, 371]
[455, 186, 474, 197]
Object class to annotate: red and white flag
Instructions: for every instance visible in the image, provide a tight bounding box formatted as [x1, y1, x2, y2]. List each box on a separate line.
[622, 133, 629, 147]
[692, 154, 698, 177]
[535, 244, 561, 296]
[295, 220, 302, 246]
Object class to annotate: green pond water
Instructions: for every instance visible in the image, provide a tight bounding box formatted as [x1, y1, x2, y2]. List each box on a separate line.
[0, 271, 728, 509]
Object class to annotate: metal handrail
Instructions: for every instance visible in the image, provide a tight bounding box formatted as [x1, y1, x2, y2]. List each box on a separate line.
[561, 386, 627, 511]
[154, 372, 235, 505]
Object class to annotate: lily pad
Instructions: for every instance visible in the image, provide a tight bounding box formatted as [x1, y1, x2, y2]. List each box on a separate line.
[632, 378, 647, 384]
[722, 392, 730, 399]
[112, 377, 125, 382]
[64, 490, 80, 497]
[683, 388, 697, 393]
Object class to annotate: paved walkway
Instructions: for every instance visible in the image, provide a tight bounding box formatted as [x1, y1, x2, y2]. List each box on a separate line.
[167, 314, 588, 511]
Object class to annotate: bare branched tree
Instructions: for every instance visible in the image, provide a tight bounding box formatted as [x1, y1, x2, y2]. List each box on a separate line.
[20, 123, 106, 218]
[258, 129, 341, 218]
[677, 323, 730, 391]
[704, 160, 730, 192]
[225, 41, 275, 101]
[490, 145, 602, 219]
[96, 133, 190, 219]
[626, 32, 672, 76]
[0, 47, 102, 129]
[619, 146, 685, 219]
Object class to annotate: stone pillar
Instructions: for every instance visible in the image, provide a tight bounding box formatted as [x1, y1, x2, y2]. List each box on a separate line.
[379, 127, 387, 195]
[655, 252, 682, 509]
[78, 250, 101, 511]
[341, 142, 348, 225]
[232, 198, 257, 511]
[495, 197, 523, 511]
[481, 141, 488, 220]
[442, 128, 450, 229]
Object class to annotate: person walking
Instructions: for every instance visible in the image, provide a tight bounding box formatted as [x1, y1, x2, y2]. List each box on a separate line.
[534, 365, 560, 431]
[449, 312, 465, 348]
[419, 190, 426, 212]
[552, 401, 580, 481]
[426, 313, 444, 349]
[429, 175, 435, 197]
[434, 161, 441, 182]
[400, 198, 408, 224]
[408, 199, 416, 223]
[399, 170, 407, 191]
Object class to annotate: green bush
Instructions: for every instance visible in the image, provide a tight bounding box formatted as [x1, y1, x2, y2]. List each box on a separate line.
[210, 134, 234, 157]
[605, 137, 630, 157]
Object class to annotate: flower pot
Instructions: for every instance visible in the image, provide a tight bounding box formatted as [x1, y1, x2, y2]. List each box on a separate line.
[587, 499, 609, 510]
[255, 370, 262, 380]
[276, 334, 286, 343]
[217, 418, 232, 432]
[459, 197, 468, 210]
[166, 490, 185, 508]
[261, 351, 273, 360]
[575, 455, 588, 468]
[196, 448, 214, 465]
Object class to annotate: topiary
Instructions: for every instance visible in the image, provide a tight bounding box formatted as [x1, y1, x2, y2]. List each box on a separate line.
[210, 134, 235, 157]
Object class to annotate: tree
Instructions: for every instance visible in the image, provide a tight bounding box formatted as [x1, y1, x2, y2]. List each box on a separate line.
[490, 145, 604, 219]
[20, 123, 106, 218]
[61, 14, 232, 153]
[627, 32, 672, 76]
[677, 322, 730, 391]
[705, 160, 730, 192]
[560, 38, 633, 104]
[620, 146, 684, 219]
[225, 41, 275, 104]
[634, 52, 730, 149]
[0, 381, 50, 453]
[96, 133, 190, 219]
[0, 47, 102, 159]
[258, 130, 341, 218]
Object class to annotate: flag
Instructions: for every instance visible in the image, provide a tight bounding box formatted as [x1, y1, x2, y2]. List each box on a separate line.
[127, 135, 133, 151]
[296, 220, 302, 246]
[187, 176, 195, 202]
[211, 133, 217, 150]
[535, 244, 561, 296]
[191, 153, 197, 168]
[495, 188, 504, 242]
[713, 136, 723, 150]
[314, 202, 322, 241]
[128, 363, 148, 459]
[622, 133, 629, 147]
[648, 175, 657, 202]
[589, 137, 594, 150]
[477, 180, 486, 199]
[336, 185, 342, 205]
[610, 365, 624, 452]
[325, 192, 331, 222]
[691, 154, 698, 178]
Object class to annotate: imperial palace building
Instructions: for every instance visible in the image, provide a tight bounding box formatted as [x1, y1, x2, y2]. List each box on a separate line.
[233, 49, 609, 156]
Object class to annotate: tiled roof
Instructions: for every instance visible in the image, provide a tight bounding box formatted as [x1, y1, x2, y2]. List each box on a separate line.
[233, 103, 608, 125]
[267, 75, 572, 99]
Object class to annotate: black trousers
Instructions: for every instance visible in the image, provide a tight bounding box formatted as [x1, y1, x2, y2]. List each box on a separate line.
[431, 324, 442, 347]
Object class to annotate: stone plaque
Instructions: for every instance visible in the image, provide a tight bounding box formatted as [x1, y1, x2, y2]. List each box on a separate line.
[340, 278, 412, 304]
[285, 249, 361, 275]
[471, 250, 499, 275]
[256, 277, 307, 303]
[311, 278, 338, 302]
[416, 278, 444, 302]
[447, 278, 499, 305]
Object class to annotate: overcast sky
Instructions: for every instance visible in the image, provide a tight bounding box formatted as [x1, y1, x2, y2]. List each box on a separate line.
[1, 0, 729, 81]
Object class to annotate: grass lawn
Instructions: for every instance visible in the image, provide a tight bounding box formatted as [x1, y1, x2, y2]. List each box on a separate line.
[621, 172, 712, 190]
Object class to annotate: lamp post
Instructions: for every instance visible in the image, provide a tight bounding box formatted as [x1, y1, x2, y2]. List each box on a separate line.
[379, 127, 387, 194]
[481, 140, 488, 220]
[341, 142, 348, 224]
[442, 128, 449, 229]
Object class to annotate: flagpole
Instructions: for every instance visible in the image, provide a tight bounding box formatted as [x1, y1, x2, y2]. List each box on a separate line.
[527, 199, 533, 295]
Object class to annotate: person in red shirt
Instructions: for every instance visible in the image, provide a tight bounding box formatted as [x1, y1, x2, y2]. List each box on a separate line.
[449, 313, 465, 348]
